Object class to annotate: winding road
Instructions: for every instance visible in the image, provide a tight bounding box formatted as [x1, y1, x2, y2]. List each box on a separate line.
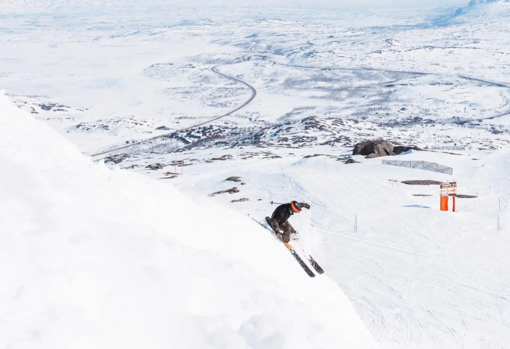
[91, 53, 510, 158]
[90, 63, 257, 158]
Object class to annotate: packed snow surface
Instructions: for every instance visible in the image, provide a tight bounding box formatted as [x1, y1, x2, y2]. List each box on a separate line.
[0, 93, 378, 349]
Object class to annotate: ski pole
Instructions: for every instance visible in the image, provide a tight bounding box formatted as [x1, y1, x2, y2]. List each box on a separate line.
[270, 201, 285, 205]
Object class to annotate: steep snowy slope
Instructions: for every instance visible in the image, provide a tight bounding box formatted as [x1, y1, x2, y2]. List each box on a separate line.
[0, 92, 378, 349]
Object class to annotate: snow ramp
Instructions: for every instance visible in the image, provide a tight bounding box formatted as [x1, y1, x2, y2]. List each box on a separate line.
[0, 92, 378, 349]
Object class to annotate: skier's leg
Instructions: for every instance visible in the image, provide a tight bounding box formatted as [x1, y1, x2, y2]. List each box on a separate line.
[287, 222, 299, 240]
[280, 222, 292, 243]
[269, 218, 283, 240]
[287, 222, 296, 234]
[269, 218, 279, 233]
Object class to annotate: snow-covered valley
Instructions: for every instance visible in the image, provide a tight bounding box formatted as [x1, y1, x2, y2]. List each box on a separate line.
[2, 1, 510, 348]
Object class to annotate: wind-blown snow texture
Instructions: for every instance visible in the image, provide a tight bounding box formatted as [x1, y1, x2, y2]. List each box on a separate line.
[0, 93, 378, 349]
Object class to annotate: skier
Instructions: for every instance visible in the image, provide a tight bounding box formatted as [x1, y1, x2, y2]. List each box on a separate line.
[268, 201, 311, 248]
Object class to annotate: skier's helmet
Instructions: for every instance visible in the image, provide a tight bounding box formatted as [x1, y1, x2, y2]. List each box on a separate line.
[291, 201, 302, 213]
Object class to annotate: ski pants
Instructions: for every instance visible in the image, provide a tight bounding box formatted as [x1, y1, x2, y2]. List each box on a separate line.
[269, 219, 296, 243]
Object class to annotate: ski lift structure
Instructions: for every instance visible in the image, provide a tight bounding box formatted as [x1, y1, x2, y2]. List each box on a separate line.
[440, 181, 457, 212]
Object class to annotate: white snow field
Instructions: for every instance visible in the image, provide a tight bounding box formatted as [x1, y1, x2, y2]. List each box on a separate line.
[0, 93, 379, 349]
[2, 0, 510, 348]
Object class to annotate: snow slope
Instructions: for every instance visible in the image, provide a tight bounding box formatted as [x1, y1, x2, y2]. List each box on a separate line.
[0, 92, 378, 349]
[141, 139, 510, 349]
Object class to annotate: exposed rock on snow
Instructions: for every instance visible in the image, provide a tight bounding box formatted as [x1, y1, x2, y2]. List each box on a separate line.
[231, 198, 249, 203]
[210, 186, 240, 196]
[341, 157, 360, 164]
[401, 180, 442, 185]
[303, 153, 335, 159]
[145, 163, 164, 170]
[211, 154, 233, 161]
[225, 176, 242, 182]
[353, 140, 394, 158]
[104, 153, 130, 164]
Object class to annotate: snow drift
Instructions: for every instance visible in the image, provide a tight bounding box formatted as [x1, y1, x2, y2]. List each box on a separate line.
[0, 91, 378, 349]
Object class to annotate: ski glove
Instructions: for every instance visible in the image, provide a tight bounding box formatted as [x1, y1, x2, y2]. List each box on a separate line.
[300, 202, 311, 209]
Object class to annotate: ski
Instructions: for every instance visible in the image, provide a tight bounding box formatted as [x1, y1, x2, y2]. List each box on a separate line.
[289, 248, 316, 278]
[307, 255, 324, 274]
[251, 217, 315, 277]
[263, 216, 325, 275]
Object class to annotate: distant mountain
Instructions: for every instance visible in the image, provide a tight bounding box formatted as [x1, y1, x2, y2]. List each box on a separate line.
[452, 0, 510, 20]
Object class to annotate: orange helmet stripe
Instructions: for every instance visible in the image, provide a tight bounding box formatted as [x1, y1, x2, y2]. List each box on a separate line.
[291, 201, 301, 213]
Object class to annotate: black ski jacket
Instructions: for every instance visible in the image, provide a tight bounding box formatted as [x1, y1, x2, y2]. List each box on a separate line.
[271, 203, 294, 225]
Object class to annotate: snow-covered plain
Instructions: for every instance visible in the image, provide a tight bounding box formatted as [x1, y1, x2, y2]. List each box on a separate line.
[2, 0, 510, 348]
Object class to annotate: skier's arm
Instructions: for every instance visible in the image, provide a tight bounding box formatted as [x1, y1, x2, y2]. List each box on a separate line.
[300, 202, 311, 209]
[271, 205, 285, 222]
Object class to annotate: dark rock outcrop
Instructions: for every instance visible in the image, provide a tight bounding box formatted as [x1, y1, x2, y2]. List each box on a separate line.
[337, 156, 360, 164]
[353, 140, 394, 158]
[401, 180, 442, 185]
[231, 198, 249, 203]
[146, 163, 164, 170]
[210, 187, 240, 196]
[344, 158, 360, 164]
[211, 155, 233, 161]
[104, 153, 130, 164]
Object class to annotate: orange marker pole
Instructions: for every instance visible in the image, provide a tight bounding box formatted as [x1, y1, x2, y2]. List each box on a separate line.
[441, 196, 448, 211]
